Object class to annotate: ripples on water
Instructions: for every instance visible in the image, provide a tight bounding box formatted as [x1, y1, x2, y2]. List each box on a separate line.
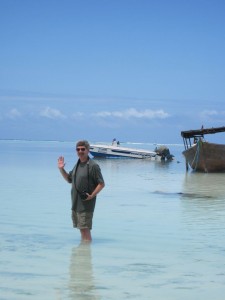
[1, 141, 225, 299]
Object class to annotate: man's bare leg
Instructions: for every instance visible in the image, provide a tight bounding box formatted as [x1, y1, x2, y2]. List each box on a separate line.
[80, 228, 92, 242]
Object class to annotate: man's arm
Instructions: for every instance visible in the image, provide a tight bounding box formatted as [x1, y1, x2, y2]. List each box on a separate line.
[90, 182, 105, 199]
[84, 182, 105, 201]
[58, 156, 71, 183]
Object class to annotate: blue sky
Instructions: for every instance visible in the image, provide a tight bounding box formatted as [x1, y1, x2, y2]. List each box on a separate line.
[1, 0, 225, 143]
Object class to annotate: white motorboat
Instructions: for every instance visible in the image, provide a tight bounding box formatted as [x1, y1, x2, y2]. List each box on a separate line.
[89, 141, 174, 160]
[90, 144, 157, 159]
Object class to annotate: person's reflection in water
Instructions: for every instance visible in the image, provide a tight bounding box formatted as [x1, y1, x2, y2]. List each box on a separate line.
[69, 243, 100, 300]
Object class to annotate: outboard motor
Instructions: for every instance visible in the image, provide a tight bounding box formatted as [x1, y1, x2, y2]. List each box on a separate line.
[155, 146, 174, 161]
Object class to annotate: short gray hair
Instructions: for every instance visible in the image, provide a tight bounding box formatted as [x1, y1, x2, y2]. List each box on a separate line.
[76, 140, 90, 150]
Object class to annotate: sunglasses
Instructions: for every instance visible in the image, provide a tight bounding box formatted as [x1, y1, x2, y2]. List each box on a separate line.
[76, 147, 86, 152]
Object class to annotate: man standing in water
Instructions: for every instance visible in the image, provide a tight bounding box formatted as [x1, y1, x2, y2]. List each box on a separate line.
[58, 140, 105, 242]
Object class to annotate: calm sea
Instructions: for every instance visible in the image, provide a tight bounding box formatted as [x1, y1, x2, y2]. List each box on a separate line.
[1, 140, 225, 300]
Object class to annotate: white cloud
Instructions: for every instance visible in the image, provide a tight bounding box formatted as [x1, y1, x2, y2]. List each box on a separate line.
[72, 112, 85, 119]
[93, 108, 170, 119]
[198, 110, 225, 126]
[40, 107, 66, 119]
[200, 109, 225, 121]
[6, 108, 22, 119]
[200, 110, 218, 118]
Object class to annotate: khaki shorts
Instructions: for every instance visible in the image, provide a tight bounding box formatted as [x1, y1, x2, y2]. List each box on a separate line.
[71, 211, 93, 230]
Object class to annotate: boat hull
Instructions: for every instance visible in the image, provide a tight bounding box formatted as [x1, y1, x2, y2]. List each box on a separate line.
[89, 144, 158, 159]
[182, 141, 225, 172]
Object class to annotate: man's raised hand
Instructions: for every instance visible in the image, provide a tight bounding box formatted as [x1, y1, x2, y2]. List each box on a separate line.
[58, 156, 65, 169]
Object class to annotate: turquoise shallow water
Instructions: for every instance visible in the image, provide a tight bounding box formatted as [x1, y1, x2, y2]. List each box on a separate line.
[1, 140, 225, 299]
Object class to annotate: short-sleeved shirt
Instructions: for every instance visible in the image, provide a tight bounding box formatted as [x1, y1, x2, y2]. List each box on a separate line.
[68, 158, 104, 212]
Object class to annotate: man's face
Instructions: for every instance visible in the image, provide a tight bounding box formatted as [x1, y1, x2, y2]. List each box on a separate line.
[76, 146, 89, 160]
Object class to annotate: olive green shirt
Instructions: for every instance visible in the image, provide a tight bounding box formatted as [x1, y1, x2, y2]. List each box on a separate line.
[68, 158, 104, 212]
